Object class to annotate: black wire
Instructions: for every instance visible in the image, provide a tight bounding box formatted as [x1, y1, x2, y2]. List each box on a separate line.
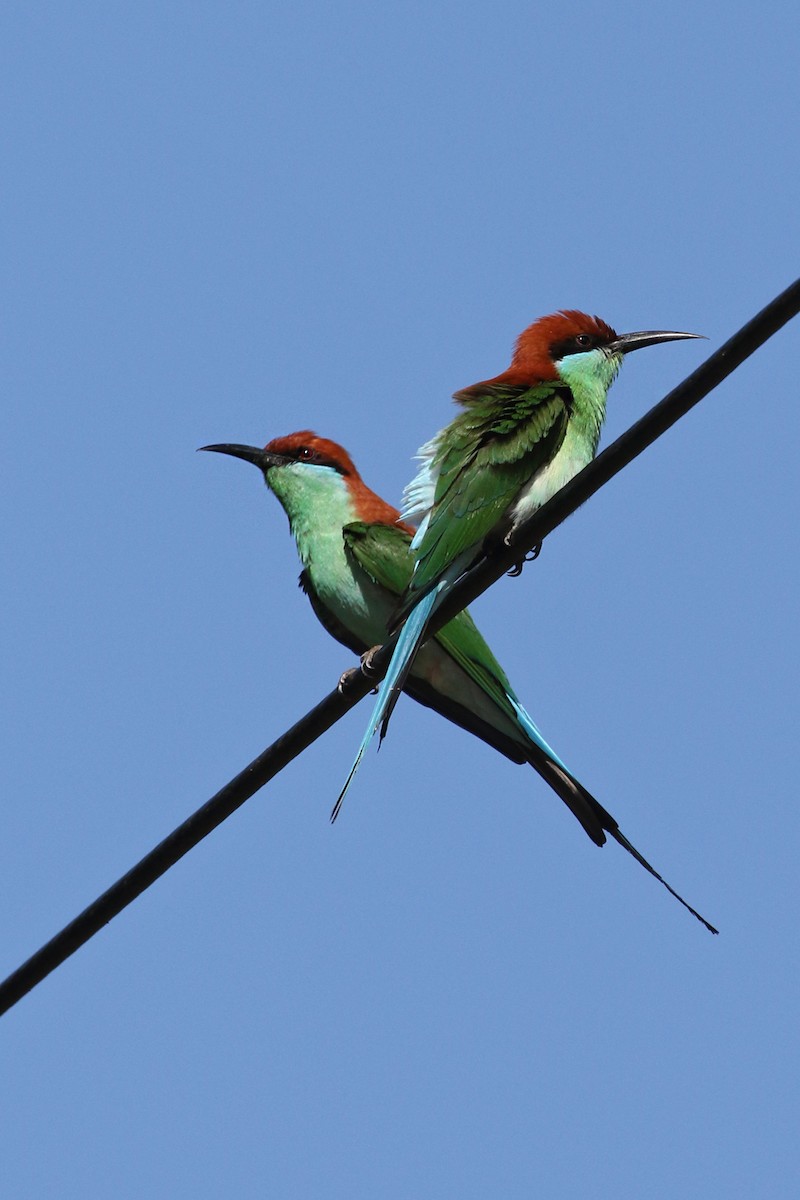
[1, 278, 798, 1017]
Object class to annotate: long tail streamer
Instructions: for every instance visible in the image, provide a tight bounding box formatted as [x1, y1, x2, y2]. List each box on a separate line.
[331, 590, 439, 822]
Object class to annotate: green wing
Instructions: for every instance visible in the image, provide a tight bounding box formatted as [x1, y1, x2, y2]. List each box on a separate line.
[342, 521, 415, 598]
[343, 518, 522, 730]
[411, 382, 570, 600]
[432, 605, 522, 727]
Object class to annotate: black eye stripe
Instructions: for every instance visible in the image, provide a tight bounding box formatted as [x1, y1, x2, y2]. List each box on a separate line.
[549, 333, 604, 358]
[292, 447, 347, 474]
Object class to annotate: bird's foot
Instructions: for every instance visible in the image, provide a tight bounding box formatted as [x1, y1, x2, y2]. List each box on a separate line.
[507, 542, 542, 577]
[337, 667, 361, 695]
[360, 645, 383, 692]
[338, 647, 384, 695]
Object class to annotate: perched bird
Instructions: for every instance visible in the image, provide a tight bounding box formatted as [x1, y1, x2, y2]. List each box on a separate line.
[201, 431, 716, 933]
[340, 310, 702, 814]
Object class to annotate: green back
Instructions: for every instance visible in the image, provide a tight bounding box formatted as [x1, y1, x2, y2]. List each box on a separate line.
[410, 382, 570, 599]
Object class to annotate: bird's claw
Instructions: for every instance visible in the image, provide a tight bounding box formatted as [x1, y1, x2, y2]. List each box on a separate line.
[337, 667, 361, 695]
[507, 542, 542, 577]
[359, 646, 382, 692]
[338, 648, 383, 695]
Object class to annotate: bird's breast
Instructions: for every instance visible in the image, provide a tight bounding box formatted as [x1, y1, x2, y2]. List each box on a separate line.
[509, 445, 591, 528]
[299, 529, 395, 649]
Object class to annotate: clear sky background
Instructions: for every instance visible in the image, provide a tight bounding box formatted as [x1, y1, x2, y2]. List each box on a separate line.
[2, 3, 798, 1196]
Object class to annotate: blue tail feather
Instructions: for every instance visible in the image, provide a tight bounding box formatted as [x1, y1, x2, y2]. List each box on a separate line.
[506, 695, 570, 774]
[331, 590, 439, 821]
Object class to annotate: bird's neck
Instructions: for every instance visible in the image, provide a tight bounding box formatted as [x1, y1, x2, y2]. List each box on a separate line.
[555, 348, 622, 455]
[265, 463, 401, 644]
[266, 465, 358, 568]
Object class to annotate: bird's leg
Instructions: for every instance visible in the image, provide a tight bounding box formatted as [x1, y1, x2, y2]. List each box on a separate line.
[359, 645, 383, 684]
[338, 645, 386, 695]
[338, 645, 383, 695]
[337, 666, 361, 694]
[506, 535, 542, 577]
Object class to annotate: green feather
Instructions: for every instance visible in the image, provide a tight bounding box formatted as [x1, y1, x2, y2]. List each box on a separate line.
[343, 519, 524, 732]
[342, 522, 413, 597]
[408, 383, 571, 602]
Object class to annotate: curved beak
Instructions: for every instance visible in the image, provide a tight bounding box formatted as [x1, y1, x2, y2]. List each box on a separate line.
[607, 330, 704, 355]
[198, 443, 289, 470]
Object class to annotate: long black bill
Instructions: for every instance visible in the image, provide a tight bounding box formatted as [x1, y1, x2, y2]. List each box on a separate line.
[198, 443, 288, 470]
[608, 330, 704, 355]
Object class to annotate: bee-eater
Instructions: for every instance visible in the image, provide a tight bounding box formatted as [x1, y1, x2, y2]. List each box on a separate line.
[341, 310, 702, 815]
[201, 431, 716, 933]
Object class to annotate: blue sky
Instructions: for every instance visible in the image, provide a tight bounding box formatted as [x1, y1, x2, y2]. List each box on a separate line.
[2, 2, 798, 1196]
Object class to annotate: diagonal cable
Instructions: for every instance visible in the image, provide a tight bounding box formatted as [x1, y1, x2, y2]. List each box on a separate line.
[1, 277, 798, 1017]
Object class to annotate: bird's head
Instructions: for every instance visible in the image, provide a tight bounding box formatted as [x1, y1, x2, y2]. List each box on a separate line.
[199, 430, 359, 477]
[456, 310, 702, 399]
[199, 431, 410, 529]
